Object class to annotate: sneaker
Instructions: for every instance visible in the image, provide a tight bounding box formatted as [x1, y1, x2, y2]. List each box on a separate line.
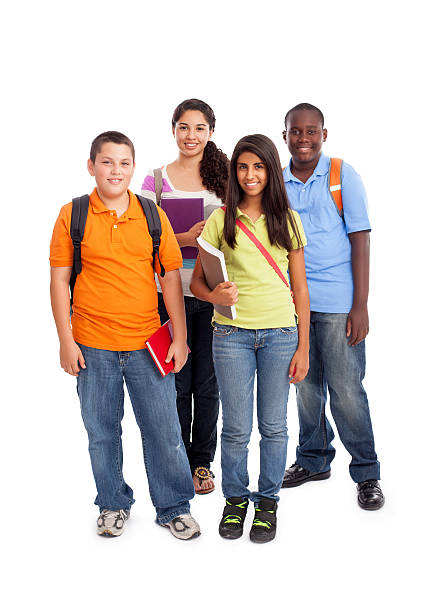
[250, 498, 277, 543]
[282, 463, 331, 488]
[219, 497, 249, 540]
[357, 480, 385, 510]
[97, 509, 130, 537]
[162, 513, 201, 540]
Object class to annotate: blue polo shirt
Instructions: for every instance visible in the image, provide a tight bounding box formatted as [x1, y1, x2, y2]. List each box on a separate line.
[283, 153, 371, 313]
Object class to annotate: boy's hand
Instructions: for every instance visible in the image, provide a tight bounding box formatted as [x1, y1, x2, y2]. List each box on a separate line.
[60, 338, 86, 376]
[185, 221, 206, 247]
[346, 304, 369, 346]
[289, 346, 309, 384]
[210, 281, 238, 306]
[165, 340, 188, 374]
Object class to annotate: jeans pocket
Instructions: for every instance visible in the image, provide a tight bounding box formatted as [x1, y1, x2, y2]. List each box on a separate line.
[213, 324, 237, 336]
[279, 326, 298, 334]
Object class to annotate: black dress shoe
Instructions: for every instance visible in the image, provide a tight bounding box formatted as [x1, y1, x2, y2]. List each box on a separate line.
[282, 463, 331, 488]
[357, 480, 385, 510]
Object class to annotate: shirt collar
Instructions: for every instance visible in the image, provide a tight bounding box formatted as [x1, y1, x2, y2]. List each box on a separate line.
[236, 207, 265, 221]
[283, 153, 330, 183]
[89, 189, 143, 218]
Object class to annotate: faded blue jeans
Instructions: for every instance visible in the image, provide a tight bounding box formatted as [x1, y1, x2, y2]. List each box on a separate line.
[212, 324, 299, 502]
[295, 312, 380, 483]
[76, 344, 195, 524]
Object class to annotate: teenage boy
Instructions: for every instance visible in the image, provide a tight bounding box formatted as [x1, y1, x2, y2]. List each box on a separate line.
[282, 104, 384, 510]
[50, 131, 201, 538]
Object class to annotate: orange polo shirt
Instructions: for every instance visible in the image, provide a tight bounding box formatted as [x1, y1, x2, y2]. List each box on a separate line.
[50, 189, 183, 351]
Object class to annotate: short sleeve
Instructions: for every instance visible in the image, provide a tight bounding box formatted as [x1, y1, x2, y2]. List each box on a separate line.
[156, 207, 183, 273]
[141, 170, 157, 204]
[289, 210, 307, 250]
[341, 163, 371, 234]
[50, 203, 74, 267]
[200, 208, 223, 250]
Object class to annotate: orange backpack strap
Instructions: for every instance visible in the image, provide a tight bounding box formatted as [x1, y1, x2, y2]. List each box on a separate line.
[328, 157, 343, 216]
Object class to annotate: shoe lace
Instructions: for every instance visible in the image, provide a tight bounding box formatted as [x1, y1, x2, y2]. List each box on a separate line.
[360, 480, 379, 490]
[252, 507, 274, 529]
[102, 509, 128, 521]
[224, 515, 242, 524]
[223, 500, 248, 525]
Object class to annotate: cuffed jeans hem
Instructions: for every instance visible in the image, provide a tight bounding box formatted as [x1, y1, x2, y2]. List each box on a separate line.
[350, 466, 381, 483]
[156, 503, 191, 525]
[250, 493, 280, 504]
[295, 456, 333, 475]
[98, 502, 134, 513]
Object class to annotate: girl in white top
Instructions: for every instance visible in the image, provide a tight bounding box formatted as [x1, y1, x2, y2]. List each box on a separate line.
[141, 99, 229, 495]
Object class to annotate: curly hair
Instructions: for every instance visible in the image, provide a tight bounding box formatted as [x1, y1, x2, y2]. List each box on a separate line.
[172, 99, 229, 201]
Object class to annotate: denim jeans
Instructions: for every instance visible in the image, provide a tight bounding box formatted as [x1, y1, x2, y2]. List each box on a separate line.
[158, 294, 219, 472]
[295, 312, 380, 483]
[212, 324, 298, 502]
[76, 344, 195, 524]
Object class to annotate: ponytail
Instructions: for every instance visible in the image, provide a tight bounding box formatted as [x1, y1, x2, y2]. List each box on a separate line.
[200, 140, 229, 201]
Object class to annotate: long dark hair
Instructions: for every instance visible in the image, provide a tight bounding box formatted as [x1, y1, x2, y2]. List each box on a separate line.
[223, 134, 303, 251]
[172, 99, 229, 201]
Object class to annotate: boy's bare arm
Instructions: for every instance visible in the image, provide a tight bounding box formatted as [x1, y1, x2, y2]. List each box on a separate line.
[50, 267, 86, 376]
[348, 230, 370, 346]
[158, 269, 188, 373]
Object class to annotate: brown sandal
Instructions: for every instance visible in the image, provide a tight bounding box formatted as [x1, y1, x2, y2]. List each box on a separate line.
[193, 467, 215, 495]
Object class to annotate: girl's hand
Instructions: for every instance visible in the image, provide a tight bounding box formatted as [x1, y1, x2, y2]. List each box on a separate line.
[166, 340, 188, 373]
[60, 338, 86, 377]
[288, 346, 309, 384]
[185, 220, 206, 247]
[210, 282, 238, 306]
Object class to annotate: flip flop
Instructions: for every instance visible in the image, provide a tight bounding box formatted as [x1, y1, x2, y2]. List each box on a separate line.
[193, 467, 215, 495]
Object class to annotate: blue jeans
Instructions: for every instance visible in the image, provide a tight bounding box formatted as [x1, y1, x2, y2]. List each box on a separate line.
[295, 312, 380, 483]
[212, 324, 299, 502]
[76, 344, 195, 524]
[158, 294, 219, 472]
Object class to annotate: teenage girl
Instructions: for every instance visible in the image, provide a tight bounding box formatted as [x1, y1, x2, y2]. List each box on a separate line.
[141, 99, 229, 494]
[190, 134, 310, 542]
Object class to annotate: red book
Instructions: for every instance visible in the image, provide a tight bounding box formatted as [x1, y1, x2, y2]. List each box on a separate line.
[145, 320, 190, 377]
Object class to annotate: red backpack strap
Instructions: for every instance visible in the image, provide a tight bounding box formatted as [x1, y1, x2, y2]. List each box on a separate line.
[329, 157, 343, 216]
[221, 206, 294, 301]
[235, 218, 290, 289]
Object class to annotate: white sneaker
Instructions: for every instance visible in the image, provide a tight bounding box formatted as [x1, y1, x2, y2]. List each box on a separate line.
[97, 509, 130, 537]
[162, 513, 201, 540]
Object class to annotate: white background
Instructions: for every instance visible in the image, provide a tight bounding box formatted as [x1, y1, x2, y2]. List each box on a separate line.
[2, 1, 436, 610]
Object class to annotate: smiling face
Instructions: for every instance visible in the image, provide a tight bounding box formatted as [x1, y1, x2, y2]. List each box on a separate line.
[87, 142, 135, 199]
[236, 151, 268, 200]
[283, 109, 327, 166]
[173, 109, 212, 157]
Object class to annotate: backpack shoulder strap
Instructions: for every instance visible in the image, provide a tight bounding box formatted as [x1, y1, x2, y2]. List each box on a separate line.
[153, 168, 163, 205]
[69, 194, 89, 304]
[136, 195, 165, 277]
[328, 157, 343, 216]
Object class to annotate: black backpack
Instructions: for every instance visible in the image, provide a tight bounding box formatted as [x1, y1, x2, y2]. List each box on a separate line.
[69, 194, 165, 304]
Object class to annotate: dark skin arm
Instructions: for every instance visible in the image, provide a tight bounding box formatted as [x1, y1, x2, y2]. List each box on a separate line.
[347, 230, 370, 346]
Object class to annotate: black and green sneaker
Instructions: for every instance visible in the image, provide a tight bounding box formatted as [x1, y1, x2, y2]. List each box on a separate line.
[250, 498, 277, 543]
[219, 497, 249, 539]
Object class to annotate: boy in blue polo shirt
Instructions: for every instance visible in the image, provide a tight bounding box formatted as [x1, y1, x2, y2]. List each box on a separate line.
[281, 103, 384, 510]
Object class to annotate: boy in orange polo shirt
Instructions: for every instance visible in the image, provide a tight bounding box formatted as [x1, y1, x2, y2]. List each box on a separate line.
[50, 131, 200, 539]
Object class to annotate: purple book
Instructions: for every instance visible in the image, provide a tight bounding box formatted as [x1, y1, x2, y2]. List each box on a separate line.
[161, 198, 204, 259]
